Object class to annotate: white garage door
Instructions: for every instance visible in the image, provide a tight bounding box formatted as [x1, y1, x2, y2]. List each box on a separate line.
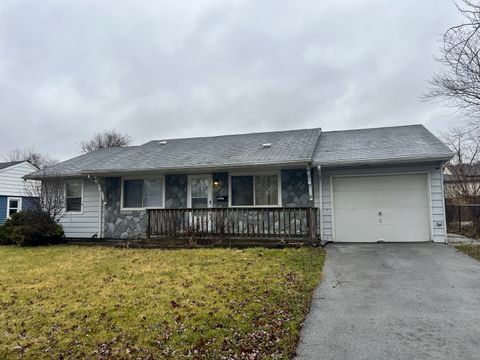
[333, 174, 431, 242]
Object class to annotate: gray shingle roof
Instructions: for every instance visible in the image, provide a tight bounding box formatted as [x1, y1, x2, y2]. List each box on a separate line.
[26, 129, 321, 178]
[26, 125, 453, 179]
[27, 147, 130, 178]
[82, 128, 321, 174]
[313, 125, 453, 166]
[0, 161, 23, 170]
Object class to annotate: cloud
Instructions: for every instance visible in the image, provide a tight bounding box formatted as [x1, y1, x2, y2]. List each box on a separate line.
[0, 0, 463, 160]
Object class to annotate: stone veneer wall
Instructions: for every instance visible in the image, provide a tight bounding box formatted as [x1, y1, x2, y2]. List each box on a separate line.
[103, 177, 147, 239]
[281, 169, 311, 207]
[165, 175, 187, 208]
[102, 170, 312, 239]
[213, 172, 228, 208]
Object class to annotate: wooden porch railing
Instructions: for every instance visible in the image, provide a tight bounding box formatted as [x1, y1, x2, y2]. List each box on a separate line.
[146, 207, 318, 242]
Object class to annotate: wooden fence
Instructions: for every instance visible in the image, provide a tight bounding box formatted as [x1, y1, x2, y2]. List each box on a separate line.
[146, 207, 318, 242]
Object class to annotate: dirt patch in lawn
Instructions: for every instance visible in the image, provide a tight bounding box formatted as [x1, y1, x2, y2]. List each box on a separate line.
[0, 246, 324, 359]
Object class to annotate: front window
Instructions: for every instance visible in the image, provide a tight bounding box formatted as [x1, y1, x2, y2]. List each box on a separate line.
[231, 174, 279, 206]
[123, 178, 164, 209]
[7, 197, 22, 218]
[66, 180, 82, 212]
[255, 175, 279, 206]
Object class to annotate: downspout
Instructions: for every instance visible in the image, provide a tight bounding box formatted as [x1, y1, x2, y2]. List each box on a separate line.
[440, 164, 448, 244]
[317, 165, 323, 241]
[88, 175, 106, 238]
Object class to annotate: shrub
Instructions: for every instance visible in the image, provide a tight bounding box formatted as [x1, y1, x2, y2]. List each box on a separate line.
[0, 211, 64, 246]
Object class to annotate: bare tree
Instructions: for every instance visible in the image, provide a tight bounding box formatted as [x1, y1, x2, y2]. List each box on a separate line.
[25, 176, 65, 221]
[5, 147, 57, 169]
[442, 126, 480, 202]
[80, 130, 131, 153]
[425, 1, 480, 119]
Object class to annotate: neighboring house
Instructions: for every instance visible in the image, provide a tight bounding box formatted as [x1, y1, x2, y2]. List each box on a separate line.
[26, 124, 453, 243]
[0, 161, 39, 225]
[443, 164, 480, 202]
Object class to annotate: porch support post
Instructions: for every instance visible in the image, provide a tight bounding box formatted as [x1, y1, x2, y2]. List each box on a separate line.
[146, 210, 151, 241]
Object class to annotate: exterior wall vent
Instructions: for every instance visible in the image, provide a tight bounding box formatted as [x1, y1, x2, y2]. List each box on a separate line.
[158, 140, 167, 145]
[262, 143, 272, 148]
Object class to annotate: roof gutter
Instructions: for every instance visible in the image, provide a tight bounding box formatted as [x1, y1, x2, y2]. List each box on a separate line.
[24, 173, 84, 181]
[314, 155, 454, 168]
[80, 159, 314, 177]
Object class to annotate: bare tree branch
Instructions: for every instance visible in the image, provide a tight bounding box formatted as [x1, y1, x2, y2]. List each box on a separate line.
[443, 126, 480, 202]
[4, 147, 57, 169]
[424, 1, 480, 120]
[80, 130, 132, 153]
[25, 176, 65, 222]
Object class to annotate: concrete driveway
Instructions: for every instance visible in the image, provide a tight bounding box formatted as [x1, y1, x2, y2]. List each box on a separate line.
[296, 244, 480, 360]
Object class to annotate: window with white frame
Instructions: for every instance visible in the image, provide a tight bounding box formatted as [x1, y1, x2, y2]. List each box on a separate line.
[66, 179, 83, 212]
[7, 197, 22, 218]
[122, 178, 164, 209]
[231, 174, 280, 206]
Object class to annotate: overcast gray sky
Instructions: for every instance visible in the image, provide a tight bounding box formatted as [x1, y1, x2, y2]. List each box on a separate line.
[0, 0, 463, 160]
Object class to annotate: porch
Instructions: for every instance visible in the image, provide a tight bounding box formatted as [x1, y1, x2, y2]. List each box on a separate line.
[146, 207, 319, 243]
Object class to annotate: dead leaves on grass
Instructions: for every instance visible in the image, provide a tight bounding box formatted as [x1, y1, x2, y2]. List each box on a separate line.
[0, 247, 324, 359]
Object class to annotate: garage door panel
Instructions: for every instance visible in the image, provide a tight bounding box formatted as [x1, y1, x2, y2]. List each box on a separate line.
[337, 225, 430, 242]
[334, 208, 429, 226]
[333, 174, 430, 242]
[377, 225, 430, 242]
[334, 189, 428, 209]
[334, 174, 428, 192]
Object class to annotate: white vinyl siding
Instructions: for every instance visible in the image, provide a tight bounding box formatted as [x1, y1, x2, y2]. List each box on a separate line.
[59, 178, 101, 238]
[315, 163, 447, 243]
[0, 162, 38, 197]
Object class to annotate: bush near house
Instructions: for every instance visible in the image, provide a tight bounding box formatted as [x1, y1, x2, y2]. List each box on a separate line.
[0, 246, 324, 359]
[0, 211, 64, 246]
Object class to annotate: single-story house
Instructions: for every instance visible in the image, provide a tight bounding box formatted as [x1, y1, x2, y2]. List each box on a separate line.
[0, 161, 38, 224]
[26, 124, 453, 243]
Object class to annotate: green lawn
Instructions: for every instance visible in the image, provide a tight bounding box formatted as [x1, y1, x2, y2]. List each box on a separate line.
[0, 246, 324, 359]
[457, 244, 480, 261]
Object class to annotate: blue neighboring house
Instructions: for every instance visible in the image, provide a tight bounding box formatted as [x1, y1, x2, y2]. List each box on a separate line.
[0, 161, 38, 225]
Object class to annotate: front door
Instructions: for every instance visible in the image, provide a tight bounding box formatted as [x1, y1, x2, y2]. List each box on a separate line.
[188, 175, 213, 208]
